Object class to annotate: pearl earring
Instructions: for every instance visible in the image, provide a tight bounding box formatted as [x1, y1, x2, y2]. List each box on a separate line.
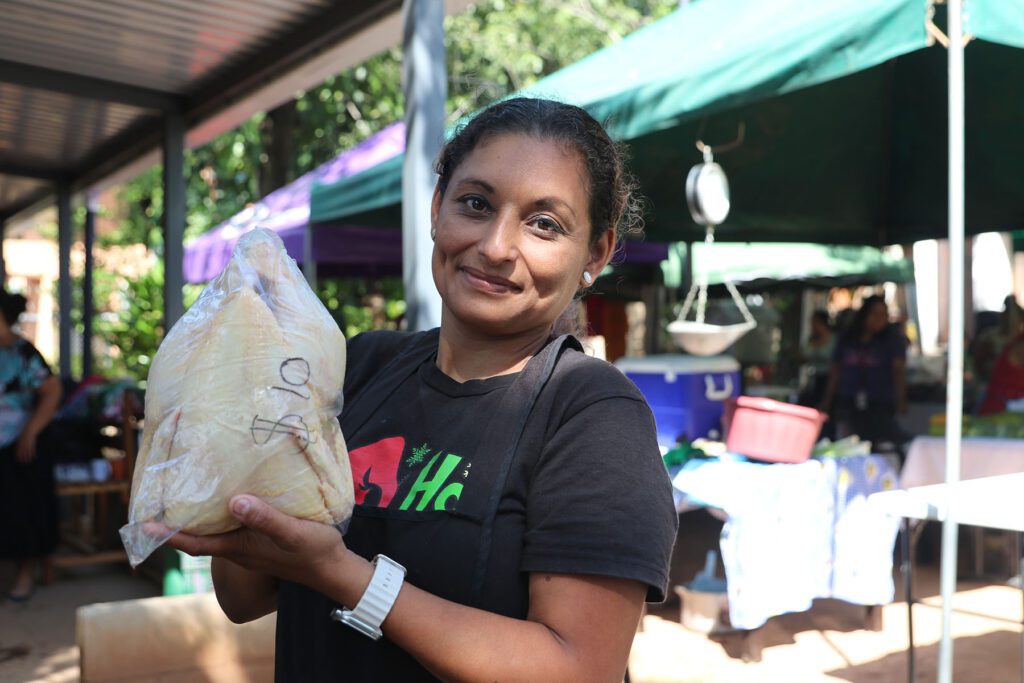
[582, 271, 593, 286]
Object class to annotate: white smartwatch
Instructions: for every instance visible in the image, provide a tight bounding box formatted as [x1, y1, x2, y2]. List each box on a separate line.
[330, 554, 406, 640]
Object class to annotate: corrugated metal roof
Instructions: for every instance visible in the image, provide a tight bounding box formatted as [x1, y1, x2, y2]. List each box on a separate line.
[0, 0, 332, 93]
[0, 0, 405, 219]
[0, 83, 150, 167]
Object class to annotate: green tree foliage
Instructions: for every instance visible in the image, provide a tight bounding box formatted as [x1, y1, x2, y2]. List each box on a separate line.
[97, 0, 677, 380]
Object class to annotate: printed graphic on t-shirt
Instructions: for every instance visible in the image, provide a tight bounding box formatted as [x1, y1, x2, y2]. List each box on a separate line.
[349, 437, 471, 512]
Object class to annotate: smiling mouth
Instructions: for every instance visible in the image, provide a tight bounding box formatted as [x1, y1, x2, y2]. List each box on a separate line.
[460, 266, 521, 293]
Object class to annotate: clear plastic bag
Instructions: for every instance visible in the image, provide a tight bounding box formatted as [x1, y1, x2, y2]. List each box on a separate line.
[120, 229, 354, 567]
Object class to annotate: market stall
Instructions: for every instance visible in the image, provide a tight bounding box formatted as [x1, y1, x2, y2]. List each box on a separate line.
[672, 454, 900, 636]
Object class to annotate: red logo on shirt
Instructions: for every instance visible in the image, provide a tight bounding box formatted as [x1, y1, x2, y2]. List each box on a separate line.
[349, 436, 405, 507]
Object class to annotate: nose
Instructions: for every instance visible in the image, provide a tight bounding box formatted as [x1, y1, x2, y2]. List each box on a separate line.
[476, 209, 519, 265]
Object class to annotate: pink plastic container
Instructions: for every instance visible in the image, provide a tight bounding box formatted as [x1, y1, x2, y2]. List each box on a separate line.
[723, 396, 827, 463]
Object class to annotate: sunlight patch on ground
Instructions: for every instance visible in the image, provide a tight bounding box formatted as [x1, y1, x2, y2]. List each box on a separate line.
[629, 583, 1024, 683]
[28, 645, 78, 683]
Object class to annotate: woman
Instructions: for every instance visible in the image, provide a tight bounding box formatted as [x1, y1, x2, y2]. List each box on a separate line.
[165, 98, 678, 682]
[819, 295, 908, 447]
[978, 333, 1024, 415]
[0, 290, 62, 601]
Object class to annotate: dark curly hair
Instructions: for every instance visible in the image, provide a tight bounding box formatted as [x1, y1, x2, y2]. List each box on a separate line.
[0, 289, 27, 327]
[844, 295, 889, 342]
[434, 97, 643, 246]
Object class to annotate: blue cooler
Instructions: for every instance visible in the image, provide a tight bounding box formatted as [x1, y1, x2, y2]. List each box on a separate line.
[615, 354, 740, 448]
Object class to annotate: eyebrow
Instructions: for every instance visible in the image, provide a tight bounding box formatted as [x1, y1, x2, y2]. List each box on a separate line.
[533, 196, 577, 220]
[455, 177, 496, 193]
[454, 177, 578, 220]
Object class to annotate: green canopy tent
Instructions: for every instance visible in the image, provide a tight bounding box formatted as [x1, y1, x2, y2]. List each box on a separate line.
[310, 0, 1023, 247]
[660, 242, 914, 290]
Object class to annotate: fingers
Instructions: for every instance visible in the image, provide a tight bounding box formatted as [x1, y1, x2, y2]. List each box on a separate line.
[161, 527, 240, 558]
[229, 495, 303, 552]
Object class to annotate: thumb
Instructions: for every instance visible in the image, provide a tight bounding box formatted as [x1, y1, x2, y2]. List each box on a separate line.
[230, 495, 300, 550]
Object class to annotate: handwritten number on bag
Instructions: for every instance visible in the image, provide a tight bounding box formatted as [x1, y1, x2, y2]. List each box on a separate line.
[250, 414, 316, 452]
[273, 357, 311, 399]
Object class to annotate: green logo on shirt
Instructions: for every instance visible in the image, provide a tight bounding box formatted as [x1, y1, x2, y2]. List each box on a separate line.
[399, 452, 465, 511]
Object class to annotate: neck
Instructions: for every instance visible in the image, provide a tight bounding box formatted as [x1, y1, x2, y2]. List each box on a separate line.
[0, 325, 15, 347]
[435, 310, 552, 383]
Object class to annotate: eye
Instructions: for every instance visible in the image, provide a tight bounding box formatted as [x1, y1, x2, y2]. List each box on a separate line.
[530, 215, 566, 236]
[458, 195, 490, 213]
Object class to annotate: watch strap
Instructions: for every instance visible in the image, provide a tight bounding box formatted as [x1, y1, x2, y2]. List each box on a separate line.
[330, 554, 406, 640]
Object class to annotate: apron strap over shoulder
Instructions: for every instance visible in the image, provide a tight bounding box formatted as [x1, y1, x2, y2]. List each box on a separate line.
[470, 334, 582, 605]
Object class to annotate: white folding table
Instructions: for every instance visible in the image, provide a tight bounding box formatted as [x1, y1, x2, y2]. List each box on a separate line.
[870, 473, 1024, 683]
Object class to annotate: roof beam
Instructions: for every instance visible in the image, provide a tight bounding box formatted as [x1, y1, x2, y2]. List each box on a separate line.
[2, 186, 53, 226]
[0, 162, 66, 182]
[0, 59, 183, 111]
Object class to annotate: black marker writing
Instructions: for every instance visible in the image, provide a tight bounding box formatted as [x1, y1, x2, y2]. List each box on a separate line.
[250, 414, 315, 451]
[273, 357, 311, 399]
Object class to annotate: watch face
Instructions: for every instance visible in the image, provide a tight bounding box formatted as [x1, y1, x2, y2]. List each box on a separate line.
[686, 162, 731, 226]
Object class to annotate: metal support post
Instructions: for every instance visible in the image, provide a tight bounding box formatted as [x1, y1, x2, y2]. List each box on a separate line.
[401, 0, 445, 332]
[902, 517, 916, 683]
[83, 197, 96, 378]
[0, 218, 6, 285]
[163, 112, 186, 331]
[57, 182, 73, 380]
[303, 223, 318, 287]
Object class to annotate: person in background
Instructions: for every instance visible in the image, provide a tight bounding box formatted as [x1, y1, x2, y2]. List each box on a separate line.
[0, 290, 62, 601]
[797, 310, 835, 407]
[970, 295, 1023, 401]
[978, 332, 1024, 415]
[819, 295, 908, 449]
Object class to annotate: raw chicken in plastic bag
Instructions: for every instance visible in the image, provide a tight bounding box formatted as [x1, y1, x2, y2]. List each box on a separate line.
[120, 228, 354, 567]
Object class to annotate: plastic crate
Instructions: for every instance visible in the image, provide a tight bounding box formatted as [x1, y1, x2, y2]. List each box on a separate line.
[724, 396, 826, 463]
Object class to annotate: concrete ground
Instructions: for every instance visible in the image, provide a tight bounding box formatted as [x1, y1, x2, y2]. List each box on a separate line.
[0, 563, 158, 683]
[1, 530, 1021, 683]
[630, 570, 1023, 683]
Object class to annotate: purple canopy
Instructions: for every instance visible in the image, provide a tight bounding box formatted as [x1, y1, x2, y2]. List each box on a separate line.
[183, 119, 667, 283]
[183, 122, 406, 283]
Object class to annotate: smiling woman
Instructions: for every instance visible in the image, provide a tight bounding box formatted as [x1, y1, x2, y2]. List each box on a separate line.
[166, 98, 677, 683]
[432, 132, 606, 352]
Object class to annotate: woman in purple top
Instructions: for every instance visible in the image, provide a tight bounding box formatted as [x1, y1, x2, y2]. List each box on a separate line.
[819, 295, 908, 449]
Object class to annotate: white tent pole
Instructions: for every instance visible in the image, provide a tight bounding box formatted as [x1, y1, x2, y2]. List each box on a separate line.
[938, 0, 965, 680]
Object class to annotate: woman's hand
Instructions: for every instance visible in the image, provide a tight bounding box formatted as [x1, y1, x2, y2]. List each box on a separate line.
[160, 495, 349, 595]
[15, 428, 37, 463]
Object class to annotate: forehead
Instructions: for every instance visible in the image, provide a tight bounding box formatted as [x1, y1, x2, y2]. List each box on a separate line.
[453, 132, 589, 197]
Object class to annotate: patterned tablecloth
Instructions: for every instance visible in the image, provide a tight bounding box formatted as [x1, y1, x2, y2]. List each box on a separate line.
[672, 454, 900, 630]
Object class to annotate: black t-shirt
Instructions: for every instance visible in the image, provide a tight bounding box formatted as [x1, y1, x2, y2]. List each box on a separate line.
[275, 330, 678, 682]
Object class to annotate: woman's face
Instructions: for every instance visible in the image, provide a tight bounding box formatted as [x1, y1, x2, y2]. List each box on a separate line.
[431, 133, 614, 337]
[864, 302, 889, 336]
